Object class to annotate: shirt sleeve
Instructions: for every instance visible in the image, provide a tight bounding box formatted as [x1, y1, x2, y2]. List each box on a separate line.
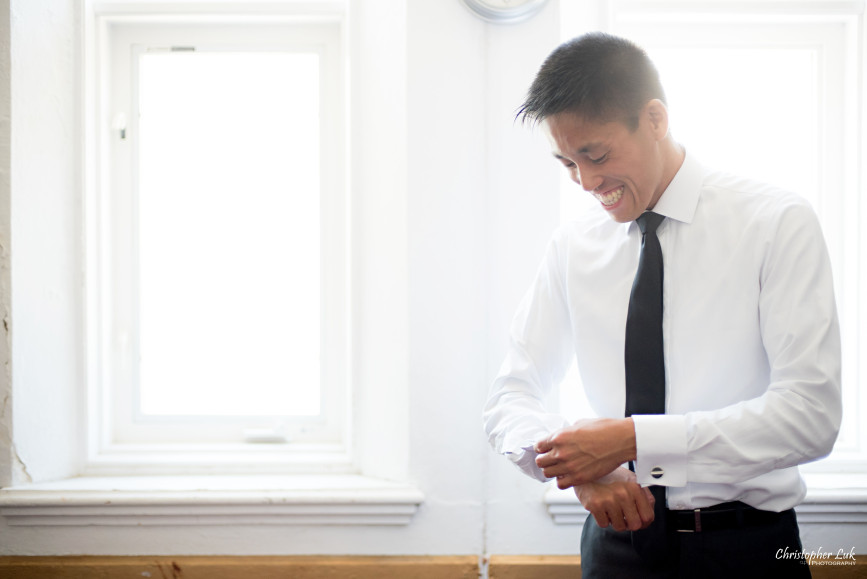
[634, 198, 842, 488]
[483, 233, 574, 482]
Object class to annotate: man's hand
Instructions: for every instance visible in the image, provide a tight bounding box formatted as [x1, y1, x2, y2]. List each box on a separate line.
[534, 418, 636, 488]
[574, 467, 656, 532]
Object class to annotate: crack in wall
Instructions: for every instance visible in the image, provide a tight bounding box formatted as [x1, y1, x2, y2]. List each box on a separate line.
[11, 442, 32, 484]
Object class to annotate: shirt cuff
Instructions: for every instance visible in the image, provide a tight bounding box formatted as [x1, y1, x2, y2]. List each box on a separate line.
[633, 414, 688, 487]
[504, 442, 551, 483]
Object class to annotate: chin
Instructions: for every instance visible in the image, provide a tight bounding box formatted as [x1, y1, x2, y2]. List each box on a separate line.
[606, 208, 639, 224]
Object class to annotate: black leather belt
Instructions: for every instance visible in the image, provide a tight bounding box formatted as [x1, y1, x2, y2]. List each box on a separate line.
[666, 501, 786, 533]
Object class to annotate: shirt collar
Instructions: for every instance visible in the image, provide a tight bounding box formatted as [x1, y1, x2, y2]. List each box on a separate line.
[649, 149, 703, 225]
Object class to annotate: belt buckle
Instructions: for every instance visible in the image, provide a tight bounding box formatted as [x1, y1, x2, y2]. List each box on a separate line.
[677, 509, 702, 533]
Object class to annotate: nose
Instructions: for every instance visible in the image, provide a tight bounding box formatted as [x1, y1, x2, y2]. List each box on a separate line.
[576, 163, 604, 192]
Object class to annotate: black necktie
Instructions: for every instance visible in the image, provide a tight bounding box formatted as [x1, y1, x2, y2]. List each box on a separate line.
[625, 211, 668, 566]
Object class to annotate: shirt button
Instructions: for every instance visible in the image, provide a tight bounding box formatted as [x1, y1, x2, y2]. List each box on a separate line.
[651, 466, 664, 479]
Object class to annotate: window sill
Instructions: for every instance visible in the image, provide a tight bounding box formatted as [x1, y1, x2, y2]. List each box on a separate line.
[83, 442, 357, 476]
[0, 474, 424, 527]
[543, 472, 867, 524]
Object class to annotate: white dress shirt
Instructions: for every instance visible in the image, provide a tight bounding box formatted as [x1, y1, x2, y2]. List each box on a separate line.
[483, 152, 842, 512]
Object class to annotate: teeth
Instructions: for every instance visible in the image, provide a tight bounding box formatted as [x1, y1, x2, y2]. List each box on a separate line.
[594, 186, 624, 207]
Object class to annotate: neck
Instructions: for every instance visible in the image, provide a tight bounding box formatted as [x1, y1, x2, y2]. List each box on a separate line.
[650, 136, 685, 207]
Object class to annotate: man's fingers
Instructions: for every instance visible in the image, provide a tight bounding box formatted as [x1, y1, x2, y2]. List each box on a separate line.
[643, 486, 655, 506]
[534, 437, 553, 454]
[546, 466, 594, 488]
[534, 451, 557, 468]
[575, 473, 657, 532]
[620, 496, 645, 531]
[538, 462, 571, 484]
[607, 513, 626, 531]
[638, 486, 656, 528]
[592, 511, 611, 529]
[555, 474, 573, 490]
[542, 465, 591, 488]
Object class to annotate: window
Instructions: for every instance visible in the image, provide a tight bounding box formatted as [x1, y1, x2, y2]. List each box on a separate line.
[558, 2, 865, 465]
[87, 19, 348, 472]
[0, 2, 423, 529]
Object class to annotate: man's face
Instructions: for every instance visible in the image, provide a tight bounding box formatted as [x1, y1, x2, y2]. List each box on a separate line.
[543, 107, 667, 223]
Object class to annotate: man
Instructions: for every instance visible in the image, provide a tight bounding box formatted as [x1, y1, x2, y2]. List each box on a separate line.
[483, 32, 841, 578]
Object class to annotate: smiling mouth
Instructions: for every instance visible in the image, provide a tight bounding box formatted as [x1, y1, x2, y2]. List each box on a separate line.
[594, 186, 624, 207]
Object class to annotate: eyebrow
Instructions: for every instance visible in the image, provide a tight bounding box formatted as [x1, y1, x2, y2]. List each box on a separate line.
[577, 143, 603, 154]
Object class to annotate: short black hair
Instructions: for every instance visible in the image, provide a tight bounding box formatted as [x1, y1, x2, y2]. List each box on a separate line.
[517, 32, 666, 130]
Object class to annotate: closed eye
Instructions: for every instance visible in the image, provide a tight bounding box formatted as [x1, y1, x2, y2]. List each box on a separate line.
[589, 153, 608, 164]
[553, 153, 576, 169]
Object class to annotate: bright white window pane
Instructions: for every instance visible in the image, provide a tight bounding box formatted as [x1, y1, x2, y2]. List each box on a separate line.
[652, 47, 819, 206]
[137, 52, 321, 417]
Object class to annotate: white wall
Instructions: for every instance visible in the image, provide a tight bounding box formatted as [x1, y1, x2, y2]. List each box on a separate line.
[0, 0, 11, 492]
[6, 0, 83, 488]
[350, 0, 412, 487]
[404, 0, 487, 554]
[483, 3, 575, 555]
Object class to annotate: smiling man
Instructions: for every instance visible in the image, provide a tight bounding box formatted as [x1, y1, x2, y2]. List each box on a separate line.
[483, 32, 842, 578]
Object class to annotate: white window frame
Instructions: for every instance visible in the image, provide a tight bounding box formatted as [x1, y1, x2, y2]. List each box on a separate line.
[85, 11, 351, 475]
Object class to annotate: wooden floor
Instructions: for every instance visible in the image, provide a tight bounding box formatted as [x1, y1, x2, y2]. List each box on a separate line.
[0, 555, 864, 578]
[0, 556, 477, 579]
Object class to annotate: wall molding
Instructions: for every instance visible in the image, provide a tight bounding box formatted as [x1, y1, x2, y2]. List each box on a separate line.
[544, 474, 867, 525]
[0, 474, 424, 526]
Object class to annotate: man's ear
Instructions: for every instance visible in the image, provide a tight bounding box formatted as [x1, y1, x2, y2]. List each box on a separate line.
[644, 99, 669, 140]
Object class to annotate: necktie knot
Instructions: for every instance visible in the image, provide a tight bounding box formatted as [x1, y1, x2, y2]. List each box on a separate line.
[636, 211, 664, 235]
